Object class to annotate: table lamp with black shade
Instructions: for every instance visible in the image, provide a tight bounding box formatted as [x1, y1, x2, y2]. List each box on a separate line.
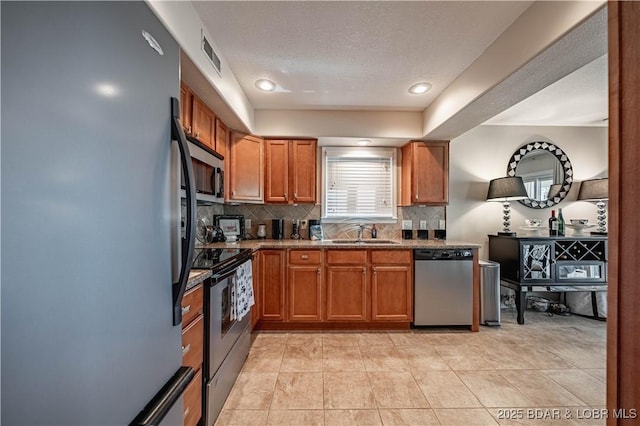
[486, 176, 528, 236]
[577, 178, 608, 235]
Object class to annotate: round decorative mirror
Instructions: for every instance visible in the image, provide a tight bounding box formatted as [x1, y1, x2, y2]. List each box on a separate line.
[506, 141, 573, 208]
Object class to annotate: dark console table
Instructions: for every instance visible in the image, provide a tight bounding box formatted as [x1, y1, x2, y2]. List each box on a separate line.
[488, 235, 607, 324]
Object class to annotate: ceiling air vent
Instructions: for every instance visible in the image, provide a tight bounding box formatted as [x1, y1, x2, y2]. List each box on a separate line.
[201, 30, 221, 76]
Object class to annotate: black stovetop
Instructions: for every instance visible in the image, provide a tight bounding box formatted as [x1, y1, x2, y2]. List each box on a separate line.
[191, 247, 252, 273]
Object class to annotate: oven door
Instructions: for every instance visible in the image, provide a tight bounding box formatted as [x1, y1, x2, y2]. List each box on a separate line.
[206, 269, 247, 378]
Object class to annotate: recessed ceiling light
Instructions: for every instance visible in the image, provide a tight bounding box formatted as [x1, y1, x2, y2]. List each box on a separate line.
[255, 79, 276, 91]
[408, 82, 432, 95]
[357, 139, 371, 146]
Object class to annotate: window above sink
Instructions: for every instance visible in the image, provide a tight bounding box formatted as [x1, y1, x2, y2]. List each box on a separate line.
[321, 147, 397, 223]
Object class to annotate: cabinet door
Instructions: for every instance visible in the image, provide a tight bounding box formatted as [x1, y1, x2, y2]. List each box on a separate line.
[179, 82, 193, 135]
[215, 118, 227, 158]
[290, 140, 317, 204]
[520, 241, 555, 283]
[182, 368, 202, 426]
[371, 265, 412, 321]
[192, 96, 215, 149]
[289, 266, 322, 321]
[413, 141, 448, 204]
[401, 141, 449, 205]
[260, 250, 285, 321]
[181, 314, 204, 370]
[326, 266, 368, 321]
[265, 139, 289, 203]
[228, 133, 264, 203]
[251, 252, 260, 330]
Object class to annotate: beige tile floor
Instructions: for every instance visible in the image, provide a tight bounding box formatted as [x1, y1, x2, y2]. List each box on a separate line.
[216, 310, 606, 425]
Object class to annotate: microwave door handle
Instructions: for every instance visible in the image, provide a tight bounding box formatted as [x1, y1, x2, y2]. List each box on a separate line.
[216, 168, 224, 199]
[210, 167, 216, 197]
[170, 97, 196, 326]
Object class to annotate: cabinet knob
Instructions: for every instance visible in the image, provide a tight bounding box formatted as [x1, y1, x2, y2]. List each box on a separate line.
[294, 192, 297, 199]
[195, 132, 200, 138]
[372, 267, 377, 274]
[181, 305, 191, 315]
[317, 268, 321, 275]
[362, 267, 366, 275]
[301, 255, 309, 260]
[183, 407, 190, 419]
[415, 194, 418, 200]
[181, 344, 191, 356]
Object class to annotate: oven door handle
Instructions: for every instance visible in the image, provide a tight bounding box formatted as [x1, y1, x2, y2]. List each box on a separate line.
[211, 268, 237, 285]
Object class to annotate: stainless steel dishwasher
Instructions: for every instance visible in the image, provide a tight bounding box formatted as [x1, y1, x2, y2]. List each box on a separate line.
[413, 249, 474, 326]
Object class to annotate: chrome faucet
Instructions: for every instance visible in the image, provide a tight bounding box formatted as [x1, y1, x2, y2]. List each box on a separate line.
[356, 224, 365, 241]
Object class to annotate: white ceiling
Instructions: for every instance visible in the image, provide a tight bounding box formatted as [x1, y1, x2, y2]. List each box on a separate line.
[193, 1, 532, 111]
[484, 54, 608, 127]
[185, 1, 607, 145]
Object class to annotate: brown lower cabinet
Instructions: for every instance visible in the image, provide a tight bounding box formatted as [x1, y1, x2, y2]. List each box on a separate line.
[371, 250, 413, 321]
[251, 251, 261, 330]
[182, 368, 202, 426]
[288, 250, 323, 321]
[181, 285, 204, 426]
[326, 250, 369, 321]
[259, 249, 286, 321]
[254, 248, 412, 327]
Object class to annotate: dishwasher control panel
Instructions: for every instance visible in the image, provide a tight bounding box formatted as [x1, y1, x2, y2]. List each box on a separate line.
[414, 249, 473, 260]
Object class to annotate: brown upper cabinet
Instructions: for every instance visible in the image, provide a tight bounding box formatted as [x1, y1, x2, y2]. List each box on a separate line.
[227, 132, 264, 203]
[192, 96, 215, 150]
[180, 81, 226, 155]
[264, 139, 317, 204]
[179, 82, 193, 135]
[215, 118, 227, 159]
[400, 141, 449, 205]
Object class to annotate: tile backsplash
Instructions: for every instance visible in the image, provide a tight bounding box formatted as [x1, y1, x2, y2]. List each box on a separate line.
[221, 204, 445, 240]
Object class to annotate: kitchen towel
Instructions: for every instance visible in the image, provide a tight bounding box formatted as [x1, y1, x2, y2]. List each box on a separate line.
[232, 259, 254, 321]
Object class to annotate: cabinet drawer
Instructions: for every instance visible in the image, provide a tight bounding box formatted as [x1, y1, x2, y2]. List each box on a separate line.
[183, 368, 202, 426]
[289, 250, 322, 265]
[182, 314, 204, 370]
[371, 250, 412, 265]
[181, 285, 204, 327]
[326, 250, 367, 264]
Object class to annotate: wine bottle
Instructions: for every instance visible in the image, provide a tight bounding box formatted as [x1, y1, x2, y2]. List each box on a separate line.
[557, 208, 565, 236]
[549, 210, 558, 236]
[371, 224, 378, 239]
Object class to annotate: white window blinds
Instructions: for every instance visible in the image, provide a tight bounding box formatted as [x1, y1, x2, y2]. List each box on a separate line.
[322, 147, 397, 221]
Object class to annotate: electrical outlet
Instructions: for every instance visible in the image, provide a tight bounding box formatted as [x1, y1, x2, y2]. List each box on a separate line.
[402, 220, 412, 230]
[439, 219, 446, 229]
[300, 219, 308, 230]
[245, 219, 252, 229]
[419, 220, 427, 230]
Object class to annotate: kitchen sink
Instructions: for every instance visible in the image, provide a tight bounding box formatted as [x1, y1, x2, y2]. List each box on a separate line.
[327, 239, 400, 245]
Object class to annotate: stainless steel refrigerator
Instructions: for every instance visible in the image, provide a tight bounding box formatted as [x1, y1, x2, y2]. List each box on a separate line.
[1, 2, 197, 425]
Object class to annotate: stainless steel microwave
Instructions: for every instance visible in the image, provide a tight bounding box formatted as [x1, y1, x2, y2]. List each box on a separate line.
[181, 140, 224, 204]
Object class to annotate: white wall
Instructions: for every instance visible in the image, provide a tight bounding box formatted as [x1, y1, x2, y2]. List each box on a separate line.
[448, 125, 608, 259]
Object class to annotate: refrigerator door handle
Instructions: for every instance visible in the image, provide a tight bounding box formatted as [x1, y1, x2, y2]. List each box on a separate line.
[129, 366, 195, 426]
[171, 97, 196, 326]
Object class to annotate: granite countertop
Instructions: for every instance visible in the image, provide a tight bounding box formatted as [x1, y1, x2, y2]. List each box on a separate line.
[197, 238, 480, 250]
[187, 269, 211, 288]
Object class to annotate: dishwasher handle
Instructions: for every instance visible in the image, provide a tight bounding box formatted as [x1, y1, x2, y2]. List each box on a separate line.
[414, 249, 474, 260]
